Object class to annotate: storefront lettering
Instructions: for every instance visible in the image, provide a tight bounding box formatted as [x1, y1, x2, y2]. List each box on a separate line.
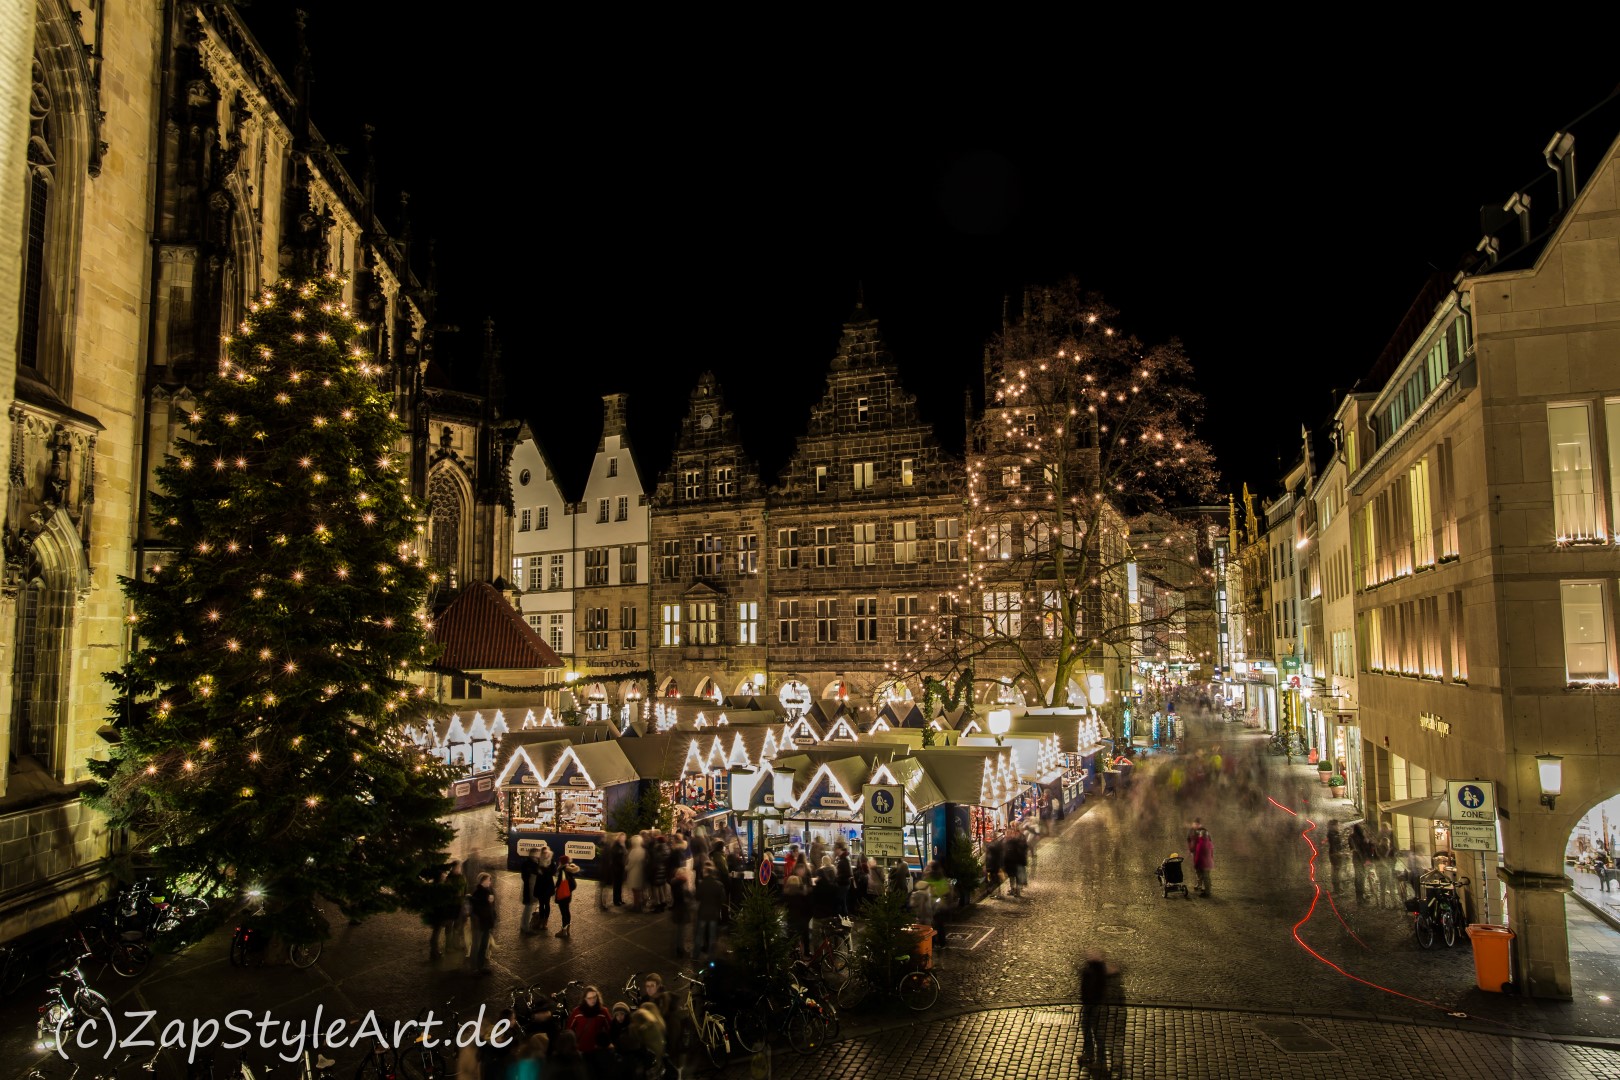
[521, 773, 540, 785]
[568, 774, 591, 786]
[820, 795, 848, 809]
[1419, 712, 1450, 737]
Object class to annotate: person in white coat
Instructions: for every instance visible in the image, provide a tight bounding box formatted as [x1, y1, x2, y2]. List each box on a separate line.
[626, 833, 648, 912]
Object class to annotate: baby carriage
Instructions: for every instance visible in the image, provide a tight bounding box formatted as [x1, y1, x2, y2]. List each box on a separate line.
[1156, 853, 1191, 898]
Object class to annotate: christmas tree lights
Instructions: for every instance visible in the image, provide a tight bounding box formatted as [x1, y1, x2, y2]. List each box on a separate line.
[90, 273, 456, 939]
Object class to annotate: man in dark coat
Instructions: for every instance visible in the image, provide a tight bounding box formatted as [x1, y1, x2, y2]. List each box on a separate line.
[607, 834, 629, 907]
[833, 842, 853, 915]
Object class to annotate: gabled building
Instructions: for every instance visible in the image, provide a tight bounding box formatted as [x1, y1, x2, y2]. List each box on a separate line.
[766, 304, 965, 712]
[649, 372, 768, 704]
[571, 395, 651, 712]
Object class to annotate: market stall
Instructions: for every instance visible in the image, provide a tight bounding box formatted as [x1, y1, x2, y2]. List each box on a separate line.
[498, 736, 639, 878]
[1012, 709, 1110, 815]
[907, 747, 1019, 857]
[959, 731, 1064, 822]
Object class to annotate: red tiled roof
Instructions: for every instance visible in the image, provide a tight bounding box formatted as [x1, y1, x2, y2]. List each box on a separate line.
[433, 582, 562, 671]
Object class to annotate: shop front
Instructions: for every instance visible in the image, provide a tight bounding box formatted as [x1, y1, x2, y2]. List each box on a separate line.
[959, 731, 1064, 823]
[907, 747, 1018, 858]
[500, 740, 640, 878]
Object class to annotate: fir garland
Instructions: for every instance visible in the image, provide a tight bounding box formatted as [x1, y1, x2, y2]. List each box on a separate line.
[922, 664, 975, 719]
[430, 666, 658, 697]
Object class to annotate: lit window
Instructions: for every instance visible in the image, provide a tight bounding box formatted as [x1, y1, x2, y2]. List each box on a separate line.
[1561, 581, 1611, 683]
[1003, 466, 1021, 488]
[853, 523, 877, 566]
[714, 466, 736, 498]
[815, 466, 828, 493]
[1549, 403, 1599, 540]
[688, 602, 717, 645]
[684, 469, 702, 501]
[548, 613, 565, 652]
[853, 462, 874, 490]
[549, 554, 564, 590]
[857, 397, 871, 422]
[983, 591, 1022, 636]
[901, 458, 914, 486]
[661, 604, 682, 647]
[893, 520, 917, 564]
[738, 602, 758, 645]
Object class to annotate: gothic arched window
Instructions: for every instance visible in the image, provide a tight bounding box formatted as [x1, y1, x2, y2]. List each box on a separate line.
[10, 563, 67, 776]
[20, 57, 56, 383]
[428, 471, 464, 583]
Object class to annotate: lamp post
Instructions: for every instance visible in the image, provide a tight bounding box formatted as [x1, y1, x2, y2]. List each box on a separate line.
[1537, 754, 1563, 810]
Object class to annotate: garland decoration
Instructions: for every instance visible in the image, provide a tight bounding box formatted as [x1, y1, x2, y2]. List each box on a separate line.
[922, 663, 975, 720]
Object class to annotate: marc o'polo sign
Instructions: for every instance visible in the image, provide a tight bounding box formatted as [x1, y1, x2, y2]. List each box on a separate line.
[1447, 780, 1496, 822]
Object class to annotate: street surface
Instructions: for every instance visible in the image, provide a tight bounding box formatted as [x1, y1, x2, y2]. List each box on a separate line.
[4, 714, 1617, 1080]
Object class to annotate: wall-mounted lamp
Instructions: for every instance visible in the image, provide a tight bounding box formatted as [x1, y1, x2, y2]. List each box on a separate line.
[988, 708, 1012, 746]
[1536, 754, 1563, 810]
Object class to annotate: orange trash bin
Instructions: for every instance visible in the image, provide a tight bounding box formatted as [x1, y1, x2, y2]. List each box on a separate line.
[899, 924, 936, 969]
[1466, 923, 1515, 993]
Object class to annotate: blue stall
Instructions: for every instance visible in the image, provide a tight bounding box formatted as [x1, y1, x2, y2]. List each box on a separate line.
[500, 738, 640, 878]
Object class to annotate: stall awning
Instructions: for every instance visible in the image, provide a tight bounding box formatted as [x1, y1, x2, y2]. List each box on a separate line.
[1378, 794, 1449, 819]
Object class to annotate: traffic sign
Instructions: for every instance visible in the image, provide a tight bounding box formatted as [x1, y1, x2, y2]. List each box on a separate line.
[758, 859, 773, 886]
[863, 827, 904, 858]
[1447, 780, 1496, 823]
[862, 784, 904, 830]
[1451, 822, 1498, 851]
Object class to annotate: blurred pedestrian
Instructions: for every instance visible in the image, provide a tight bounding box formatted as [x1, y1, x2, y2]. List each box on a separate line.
[670, 866, 692, 958]
[468, 872, 496, 975]
[1079, 950, 1120, 1075]
[554, 859, 579, 938]
[520, 844, 555, 934]
[1326, 819, 1345, 893]
[607, 833, 628, 908]
[626, 834, 647, 912]
[1189, 823, 1214, 897]
[694, 863, 726, 962]
[1349, 823, 1374, 904]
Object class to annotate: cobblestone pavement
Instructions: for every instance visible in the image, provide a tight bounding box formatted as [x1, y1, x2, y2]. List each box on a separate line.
[3, 713, 1617, 1079]
[720, 1004, 1620, 1079]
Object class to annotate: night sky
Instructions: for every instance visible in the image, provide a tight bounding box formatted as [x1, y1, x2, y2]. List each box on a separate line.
[238, 7, 1618, 500]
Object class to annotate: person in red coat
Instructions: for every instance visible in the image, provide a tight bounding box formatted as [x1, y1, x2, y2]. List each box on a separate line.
[1189, 825, 1214, 897]
[566, 985, 614, 1055]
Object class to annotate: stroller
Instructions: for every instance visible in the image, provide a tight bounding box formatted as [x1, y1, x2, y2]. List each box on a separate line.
[1156, 853, 1191, 898]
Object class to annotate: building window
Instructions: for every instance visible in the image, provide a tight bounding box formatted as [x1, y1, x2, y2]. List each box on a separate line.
[816, 598, 839, 642]
[1041, 590, 1060, 639]
[528, 563, 544, 591]
[585, 547, 609, 586]
[689, 602, 717, 645]
[512, 556, 525, 583]
[684, 469, 703, 500]
[935, 518, 960, 561]
[519, 508, 532, 532]
[984, 523, 1013, 560]
[585, 607, 610, 651]
[549, 613, 565, 652]
[1003, 466, 1021, 488]
[1447, 590, 1467, 682]
[616, 495, 629, 522]
[607, 457, 618, 478]
[597, 498, 610, 523]
[661, 540, 682, 580]
[1607, 400, 1620, 538]
[738, 601, 758, 645]
[937, 594, 962, 638]
[778, 600, 800, 643]
[853, 523, 877, 567]
[853, 462, 874, 490]
[983, 591, 1022, 636]
[1410, 458, 1433, 569]
[549, 554, 565, 591]
[620, 605, 638, 650]
[1561, 581, 1611, 683]
[857, 396, 870, 422]
[815, 526, 838, 567]
[855, 596, 879, 641]
[777, 528, 799, 569]
[538, 506, 549, 530]
[895, 596, 919, 641]
[1024, 413, 1037, 437]
[737, 534, 758, 574]
[714, 466, 736, 498]
[661, 604, 682, 647]
[815, 466, 828, 493]
[620, 545, 638, 585]
[526, 613, 545, 634]
[1549, 403, 1599, 540]
[893, 520, 917, 564]
[901, 458, 914, 487]
[696, 534, 721, 577]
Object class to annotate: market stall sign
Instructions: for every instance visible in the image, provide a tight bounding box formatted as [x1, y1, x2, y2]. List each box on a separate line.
[819, 795, 848, 809]
[864, 827, 904, 857]
[565, 841, 597, 861]
[521, 773, 539, 785]
[862, 784, 905, 829]
[568, 775, 591, 786]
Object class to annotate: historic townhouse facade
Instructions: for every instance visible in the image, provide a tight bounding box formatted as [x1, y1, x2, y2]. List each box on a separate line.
[510, 425, 576, 660]
[1348, 100, 1620, 998]
[649, 372, 768, 704]
[570, 395, 651, 710]
[765, 305, 966, 708]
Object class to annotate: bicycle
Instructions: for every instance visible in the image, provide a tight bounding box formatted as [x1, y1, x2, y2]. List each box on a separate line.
[801, 916, 853, 985]
[835, 943, 940, 1012]
[397, 1000, 459, 1080]
[229, 891, 323, 969]
[33, 951, 109, 1052]
[730, 964, 828, 1057]
[673, 969, 734, 1069]
[1408, 873, 1466, 949]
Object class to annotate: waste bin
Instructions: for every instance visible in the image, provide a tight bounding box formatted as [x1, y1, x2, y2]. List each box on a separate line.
[1465, 923, 1515, 993]
[899, 924, 936, 969]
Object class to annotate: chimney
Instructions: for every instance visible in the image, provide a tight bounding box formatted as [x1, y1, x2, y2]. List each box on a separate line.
[1503, 192, 1532, 248]
[602, 393, 629, 440]
[1544, 131, 1577, 212]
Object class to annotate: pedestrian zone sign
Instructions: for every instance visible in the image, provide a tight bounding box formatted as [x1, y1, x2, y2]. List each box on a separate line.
[863, 783, 905, 830]
[1447, 780, 1496, 822]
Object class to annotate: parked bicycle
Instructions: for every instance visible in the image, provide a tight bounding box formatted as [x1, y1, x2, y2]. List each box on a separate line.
[1267, 730, 1307, 757]
[34, 951, 109, 1052]
[397, 1000, 459, 1080]
[732, 959, 836, 1056]
[835, 941, 939, 1012]
[673, 969, 735, 1069]
[801, 916, 853, 985]
[229, 890, 322, 969]
[1407, 871, 1467, 949]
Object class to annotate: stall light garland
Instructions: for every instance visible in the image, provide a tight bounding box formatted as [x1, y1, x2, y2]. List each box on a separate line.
[430, 666, 658, 697]
[90, 273, 456, 933]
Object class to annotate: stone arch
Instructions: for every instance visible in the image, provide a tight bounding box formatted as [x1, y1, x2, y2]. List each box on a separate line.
[21, 3, 104, 399]
[733, 672, 765, 697]
[694, 676, 724, 704]
[426, 463, 473, 588]
[8, 508, 89, 780]
[821, 677, 857, 702]
[872, 677, 913, 707]
[658, 676, 681, 698]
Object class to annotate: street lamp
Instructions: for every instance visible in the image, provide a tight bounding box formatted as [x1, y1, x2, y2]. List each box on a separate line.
[1537, 754, 1563, 810]
[988, 708, 1012, 746]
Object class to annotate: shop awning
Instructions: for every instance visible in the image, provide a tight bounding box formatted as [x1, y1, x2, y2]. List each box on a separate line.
[1378, 793, 1449, 819]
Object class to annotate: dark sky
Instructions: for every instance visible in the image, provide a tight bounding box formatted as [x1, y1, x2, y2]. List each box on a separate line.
[239, 7, 1618, 499]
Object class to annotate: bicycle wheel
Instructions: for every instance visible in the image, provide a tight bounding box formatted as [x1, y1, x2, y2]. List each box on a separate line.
[229, 928, 250, 967]
[785, 1008, 826, 1055]
[1441, 909, 1458, 948]
[75, 987, 111, 1014]
[399, 1045, 446, 1080]
[701, 1017, 730, 1068]
[898, 970, 939, 1011]
[835, 972, 869, 1010]
[111, 941, 151, 978]
[731, 1000, 770, 1055]
[1415, 913, 1436, 950]
[820, 940, 852, 984]
[354, 1047, 393, 1080]
[290, 941, 322, 969]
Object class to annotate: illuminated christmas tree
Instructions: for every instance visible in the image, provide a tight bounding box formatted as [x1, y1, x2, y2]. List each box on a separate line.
[900, 280, 1218, 710]
[90, 273, 455, 936]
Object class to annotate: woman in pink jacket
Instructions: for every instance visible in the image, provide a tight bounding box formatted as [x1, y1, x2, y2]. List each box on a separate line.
[1190, 827, 1214, 897]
